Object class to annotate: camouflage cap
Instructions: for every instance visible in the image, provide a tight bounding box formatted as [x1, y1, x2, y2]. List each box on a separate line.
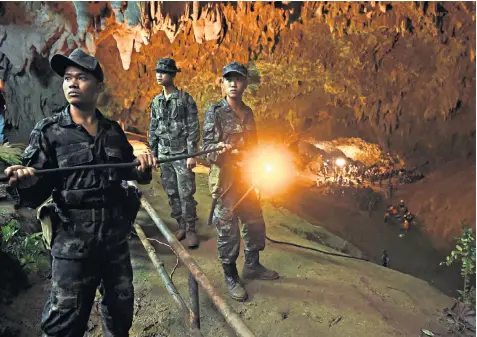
[50, 48, 104, 82]
[154, 58, 181, 73]
[222, 62, 248, 78]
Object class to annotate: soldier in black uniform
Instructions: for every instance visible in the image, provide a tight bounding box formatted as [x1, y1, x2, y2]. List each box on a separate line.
[5, 49, 153, 337]
[202, 62, 278, 302]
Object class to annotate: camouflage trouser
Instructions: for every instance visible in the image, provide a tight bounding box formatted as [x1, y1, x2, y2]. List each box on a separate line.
[159, 158, 197, 224]
[41, 238, 134, 337]
[212, 184, 266, 264]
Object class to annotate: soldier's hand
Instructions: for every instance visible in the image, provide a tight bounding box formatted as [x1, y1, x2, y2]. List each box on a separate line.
[217, 142, 232, 154]
[4, 165, 38, 188]
[136, 153, 154, 172]
[186, 158, 196, 170]
[152, 156, 159, 169]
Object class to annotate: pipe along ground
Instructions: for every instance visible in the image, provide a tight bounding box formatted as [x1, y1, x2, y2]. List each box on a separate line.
[129, 181, 256, 337]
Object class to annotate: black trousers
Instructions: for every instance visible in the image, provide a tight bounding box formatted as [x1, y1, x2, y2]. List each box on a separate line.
[41, 238, 134, 337]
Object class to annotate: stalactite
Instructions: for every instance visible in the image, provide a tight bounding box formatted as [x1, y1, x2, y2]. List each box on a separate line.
[124, 1, 141, 27]
[110, 1, 124, 24]
[73, 1, 89, 38]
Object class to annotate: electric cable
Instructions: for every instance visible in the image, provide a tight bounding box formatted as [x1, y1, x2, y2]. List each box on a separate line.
[265, 235, 370, 262]
[131, 231, 180, 279]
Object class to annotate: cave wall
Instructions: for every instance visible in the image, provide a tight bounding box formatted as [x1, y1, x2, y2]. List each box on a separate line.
[0, 1, 474, 171]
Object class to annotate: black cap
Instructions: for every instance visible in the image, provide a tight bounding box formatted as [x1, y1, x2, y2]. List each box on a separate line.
[154, 58, 181, 73]
[50, 48, 104, 82]
[222, 62, 248, 77]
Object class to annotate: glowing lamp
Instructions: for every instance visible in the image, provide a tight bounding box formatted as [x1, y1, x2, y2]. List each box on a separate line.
[335, 158, 346, 167]
[244, 144, 296, 196]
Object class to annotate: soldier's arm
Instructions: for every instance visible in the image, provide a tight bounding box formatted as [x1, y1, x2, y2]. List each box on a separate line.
[114, 123, 152, 185]
[185, 94, 200, 155]
[201, 105, 222, 164]
[148, 99, 159, 158]
[17, 128, 55, 208]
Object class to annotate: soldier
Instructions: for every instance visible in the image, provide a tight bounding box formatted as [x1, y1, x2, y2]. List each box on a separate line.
[4, 49, 154, 337]
[202, 62, 279, 302]
[149, 58, 200, 248]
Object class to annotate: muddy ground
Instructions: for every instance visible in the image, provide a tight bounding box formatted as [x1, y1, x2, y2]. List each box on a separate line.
[0, 170, 461, 337]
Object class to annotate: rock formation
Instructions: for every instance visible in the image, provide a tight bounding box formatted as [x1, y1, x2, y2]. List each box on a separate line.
[0, 1, 473, 170]
[0, 2, 474, 241]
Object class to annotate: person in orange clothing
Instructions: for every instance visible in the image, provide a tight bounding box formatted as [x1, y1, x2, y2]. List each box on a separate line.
[403, 219, 409, 233]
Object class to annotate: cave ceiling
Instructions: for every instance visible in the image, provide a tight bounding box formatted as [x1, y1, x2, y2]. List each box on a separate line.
[0, 1, 474, 168]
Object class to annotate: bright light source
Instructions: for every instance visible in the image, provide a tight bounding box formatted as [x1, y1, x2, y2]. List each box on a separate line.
[335, 158, 346, 167]
[244, 144, 296, 196]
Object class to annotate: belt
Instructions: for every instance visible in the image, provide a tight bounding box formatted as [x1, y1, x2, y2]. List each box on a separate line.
[58, 208, 117, 223]
[159, 138, 185, 147]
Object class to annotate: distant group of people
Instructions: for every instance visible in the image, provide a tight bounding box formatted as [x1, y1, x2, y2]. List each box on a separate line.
[317, 159, 364, 187]
[384, 199, 416, 237]
[317, 160, 425, 206]
[366, 165, 424, 187]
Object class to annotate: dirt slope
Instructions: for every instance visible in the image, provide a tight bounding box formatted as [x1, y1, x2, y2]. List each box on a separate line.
[394, 161, 476, 249]
[0, 171, 455, 337]
[131, 171, 454, 337]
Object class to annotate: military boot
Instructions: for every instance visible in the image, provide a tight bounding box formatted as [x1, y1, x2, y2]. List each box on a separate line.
[185, 222, 199, 248]
[242, 251, 279, 280]
[222, 263, 248, 302]
[175, 218, 186, 241]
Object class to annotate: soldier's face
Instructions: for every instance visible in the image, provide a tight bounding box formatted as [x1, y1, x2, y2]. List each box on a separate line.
[156, 72, 174, 86]
[222, 74, 247, 99]
[63, 66, 103, 106]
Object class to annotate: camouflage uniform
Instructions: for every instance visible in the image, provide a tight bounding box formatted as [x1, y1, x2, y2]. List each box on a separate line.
[18, 107, 151, 337]
[202, 98, 265, 264]
[202, 62, 278, 302]
[149, 88, 200, 227]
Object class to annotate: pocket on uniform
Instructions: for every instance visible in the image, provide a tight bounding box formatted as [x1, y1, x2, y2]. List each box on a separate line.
[170, 105, 184, 120]
[212, 218, 231, 237]
[222, 123, 244, 135]
[50, 289, 79, 310]
[222, 124, 244, 145]
[56, 142, 93, 167]
[104, 147, 124, 162]
[208, 165, 222, 198]
[41, 289, 79, 334]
